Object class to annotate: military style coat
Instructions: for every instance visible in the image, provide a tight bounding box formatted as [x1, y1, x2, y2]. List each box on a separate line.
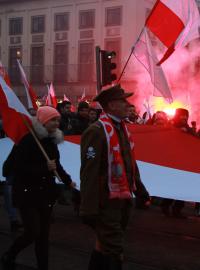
[80, 120, 149, 219]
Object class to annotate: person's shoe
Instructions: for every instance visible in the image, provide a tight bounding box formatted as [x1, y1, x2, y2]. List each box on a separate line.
[10, 220, 23, 232]
[1, 252, 15, 270]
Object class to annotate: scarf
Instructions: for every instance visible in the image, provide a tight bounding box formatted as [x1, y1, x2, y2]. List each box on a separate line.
[99, 112, 136, 199]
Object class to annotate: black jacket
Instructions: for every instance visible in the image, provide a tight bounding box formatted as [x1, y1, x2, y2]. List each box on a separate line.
[11, 133, 72, 207]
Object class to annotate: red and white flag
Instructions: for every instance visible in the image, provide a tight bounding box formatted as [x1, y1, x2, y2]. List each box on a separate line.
[78, 88, 87, 102]
[0, 61, 12, 88]
[63, 94, 70, 102]
[0, 76, 31, 144]
[146, 0, 200, 65]
[46, 83, 57, 108]
[17, 59, 38, 110]
[133, 28, 173, 102]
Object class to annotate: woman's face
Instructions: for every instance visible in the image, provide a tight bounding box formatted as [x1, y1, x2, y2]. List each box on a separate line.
[44, 117, 61, 133]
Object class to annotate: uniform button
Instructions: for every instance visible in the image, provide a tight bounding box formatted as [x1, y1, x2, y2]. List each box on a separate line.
[42, 177, 46, 180]
[24, 188, 28, 192]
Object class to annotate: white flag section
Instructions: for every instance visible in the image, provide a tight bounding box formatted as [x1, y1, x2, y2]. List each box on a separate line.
[17, 59, 33, 109]
[1, 137, 200, 202]
[133, 29, 173, 102]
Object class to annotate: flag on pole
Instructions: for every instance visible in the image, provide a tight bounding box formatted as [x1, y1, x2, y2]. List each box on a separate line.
[63, 94, 70, 102]
[46, 83, 57, 108]
[0, 61, 12, 87]
[78, 88, 87, 102]
[146, 0, 200, 65]
[0, 76, 31, 144]
[133, 28, 173, 102]
[17, 59, 38, 110]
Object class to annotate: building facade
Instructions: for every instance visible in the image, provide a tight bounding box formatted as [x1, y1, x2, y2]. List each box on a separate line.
[0, 0, 151, 103]
[0, 0, 199, 104]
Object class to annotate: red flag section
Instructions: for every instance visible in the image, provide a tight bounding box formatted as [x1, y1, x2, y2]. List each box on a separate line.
[0, 76, 31, 144]
[64, 124, 200, 174]
[128, 124, 200, 174]
[146, 1, 184, 48]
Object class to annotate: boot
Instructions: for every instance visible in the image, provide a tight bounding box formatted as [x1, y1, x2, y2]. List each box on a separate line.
[1, 252, 16, 270]
[88, 249, 104, 270]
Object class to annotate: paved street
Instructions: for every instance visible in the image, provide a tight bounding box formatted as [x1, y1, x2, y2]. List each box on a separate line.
[0, 196, 200, 270]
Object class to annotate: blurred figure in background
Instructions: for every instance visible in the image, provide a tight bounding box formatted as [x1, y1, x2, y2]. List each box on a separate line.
[88, 108, 99, 125]
[75, 101, 89, 134]
[57, 101, 78, 135]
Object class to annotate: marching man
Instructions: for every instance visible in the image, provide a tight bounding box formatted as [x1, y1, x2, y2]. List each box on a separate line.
[80, 84, 149, 270]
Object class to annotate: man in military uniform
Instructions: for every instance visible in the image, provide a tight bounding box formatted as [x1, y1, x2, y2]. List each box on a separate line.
[80, 84, 149, 270]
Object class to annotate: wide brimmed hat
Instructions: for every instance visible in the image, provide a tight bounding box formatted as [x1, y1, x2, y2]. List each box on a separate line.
[93, 84, 133, 107]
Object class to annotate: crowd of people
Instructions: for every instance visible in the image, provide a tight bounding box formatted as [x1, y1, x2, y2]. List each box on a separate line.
[0, 84, 199, 270]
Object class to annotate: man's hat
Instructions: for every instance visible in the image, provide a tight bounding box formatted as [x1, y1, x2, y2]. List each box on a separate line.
[93, 84, 133, 107]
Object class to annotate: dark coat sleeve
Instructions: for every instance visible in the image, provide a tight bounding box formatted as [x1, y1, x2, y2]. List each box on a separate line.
[80, 123, 105, 217]
[2, 145, 17, 178]
[55, 148, 72, 187]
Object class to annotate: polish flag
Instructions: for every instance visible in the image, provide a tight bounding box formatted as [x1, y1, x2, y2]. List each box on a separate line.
[0, 76, 31, 144]
[63, 94, 70, 102]
[17, 59, 38, 110]
[146, 0, 200, 65]
[133, 28, 173, 102]
[1, 125, 200, 202]
[46, 83, 57, 108]
[0, 61, 12, 88]
[78, 88, 87, 102]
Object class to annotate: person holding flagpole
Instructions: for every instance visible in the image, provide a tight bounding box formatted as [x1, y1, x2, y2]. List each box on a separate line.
[1, 106, 75, 270]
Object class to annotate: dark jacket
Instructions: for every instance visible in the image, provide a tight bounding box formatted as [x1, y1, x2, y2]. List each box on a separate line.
[11, 121, 72, 207]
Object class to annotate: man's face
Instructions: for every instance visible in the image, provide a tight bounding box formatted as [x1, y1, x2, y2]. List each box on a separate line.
[79, 108, 89, 118]
[89, 110, 97, 122]
[127, 106, 137, 118]
[64, 104, 72, 114]
[108, 99, 130, 119]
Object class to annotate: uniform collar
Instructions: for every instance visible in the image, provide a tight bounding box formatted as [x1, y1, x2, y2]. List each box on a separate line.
[107, 113, 122, 123]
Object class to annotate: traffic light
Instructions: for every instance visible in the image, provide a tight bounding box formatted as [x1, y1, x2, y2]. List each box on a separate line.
[101, 50, 117, 86]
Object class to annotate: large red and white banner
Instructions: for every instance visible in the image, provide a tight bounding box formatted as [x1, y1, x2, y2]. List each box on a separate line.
[0, 125, 200, 202]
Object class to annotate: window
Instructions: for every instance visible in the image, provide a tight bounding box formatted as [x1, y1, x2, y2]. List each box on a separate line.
[31, 15, 45, 33]
[78, 41, 94, 82]
[31, 45, 44, 83]
[54, 43, 68, 83]
[55, 13, 69, 31]
[0, 20, 1, 36]
[105, 7, 122, 26]
[79, 10, 95, 29]
[9, 17, 23, 35]
[9, 47, 22, 84]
